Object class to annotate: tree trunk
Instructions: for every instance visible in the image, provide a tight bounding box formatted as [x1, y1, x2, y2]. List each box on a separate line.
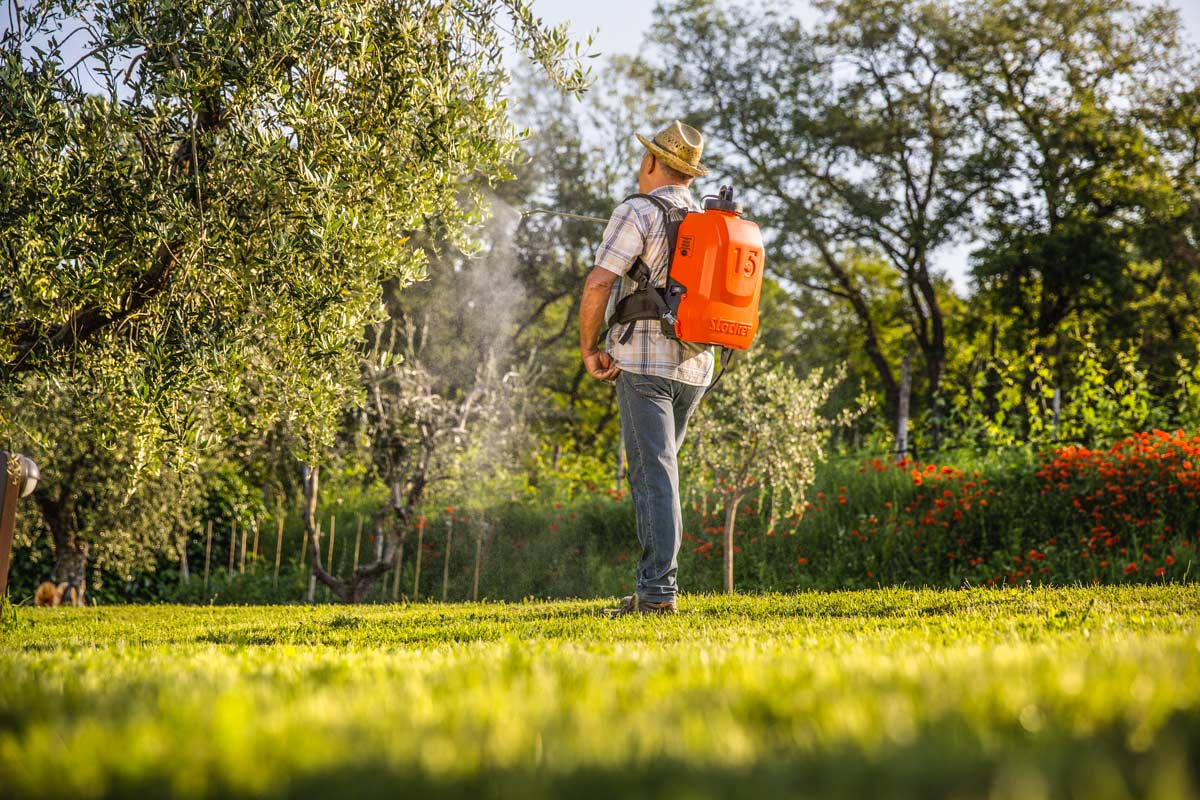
[304, 465, 320, 604]
[51, 539, 88, 607]
[723, 495, 739, 594]
[35, 492, 88, 606]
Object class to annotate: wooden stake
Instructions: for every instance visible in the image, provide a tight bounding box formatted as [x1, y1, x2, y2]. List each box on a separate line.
[327, 514, 337, 575]
[412, 521, 425, 600]
[441, 517, 453, 602]
[306, 521, 319, 605]
[325, 514, 336, 600]
[204, 520, 213, 592]
[239, 522, 248, 574]
[897, 351, 913, 464]
[472, 522, 484, 602]
[273, 511, 284, 588]
[352, 515, 363, 575]
[228, 520, 237, 574]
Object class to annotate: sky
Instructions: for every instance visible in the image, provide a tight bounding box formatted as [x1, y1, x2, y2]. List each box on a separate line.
[520, 0, 1200, 292]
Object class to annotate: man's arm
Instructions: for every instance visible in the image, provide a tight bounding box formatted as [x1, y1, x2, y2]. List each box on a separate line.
[580, 266, 620, 382]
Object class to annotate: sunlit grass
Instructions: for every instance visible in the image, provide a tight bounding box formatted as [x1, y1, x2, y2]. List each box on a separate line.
[1, 587, 1198, 798]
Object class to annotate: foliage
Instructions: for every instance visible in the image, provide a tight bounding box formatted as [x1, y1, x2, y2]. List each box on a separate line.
[954, 0, 1198, 347]
[938, 324, 1200, 452]
[8, 384, 201, 586]
[0, 0, 588, 464]
[1, 589, 1198, 799]
[689, 356, 867, 590]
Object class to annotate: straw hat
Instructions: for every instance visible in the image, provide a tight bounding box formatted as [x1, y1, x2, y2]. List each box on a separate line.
[636, 120, 708, 178]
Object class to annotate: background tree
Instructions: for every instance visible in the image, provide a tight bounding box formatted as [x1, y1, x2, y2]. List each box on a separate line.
[644, 0, 997, 424]
[307, 272, 539, 603]
[955, 0, 1195, 355]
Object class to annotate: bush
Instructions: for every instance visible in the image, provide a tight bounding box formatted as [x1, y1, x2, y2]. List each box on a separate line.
[12, 435, 1198, 604]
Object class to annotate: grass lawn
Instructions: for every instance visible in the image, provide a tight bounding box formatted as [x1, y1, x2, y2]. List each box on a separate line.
[1, 587, 1198, 799]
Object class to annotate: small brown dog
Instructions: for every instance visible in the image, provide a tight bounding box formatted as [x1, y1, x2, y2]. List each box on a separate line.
[34, 581, 84, 607]
[35, 581, 66, 606]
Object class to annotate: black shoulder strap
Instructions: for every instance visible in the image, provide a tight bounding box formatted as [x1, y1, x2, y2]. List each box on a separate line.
[623, 193, 688, 264]
[608, 193, 691, 344]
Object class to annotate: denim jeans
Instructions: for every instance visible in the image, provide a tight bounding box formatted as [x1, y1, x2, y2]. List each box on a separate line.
[615, 371, 706, 603]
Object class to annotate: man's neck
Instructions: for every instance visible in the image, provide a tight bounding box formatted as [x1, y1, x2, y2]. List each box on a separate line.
[643, 180, 689, 194]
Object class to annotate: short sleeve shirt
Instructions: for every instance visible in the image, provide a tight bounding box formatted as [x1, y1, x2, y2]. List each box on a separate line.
[593, 185, 714, 387]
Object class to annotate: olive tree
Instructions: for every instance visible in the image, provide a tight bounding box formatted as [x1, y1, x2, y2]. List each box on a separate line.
[1, 0, 585, 446]
[302, 305, 537, 603]
[689, 356, 867, 593]
[1, 0, 586, 582]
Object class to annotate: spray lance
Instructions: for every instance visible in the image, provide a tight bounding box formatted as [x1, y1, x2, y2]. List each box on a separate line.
[520, 208, 609, 225]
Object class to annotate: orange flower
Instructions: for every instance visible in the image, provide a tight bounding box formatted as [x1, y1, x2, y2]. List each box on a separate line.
[797, 557, 809, 565]
[1155, 567, 1166, 577]
[1124, 563, 1138, 574]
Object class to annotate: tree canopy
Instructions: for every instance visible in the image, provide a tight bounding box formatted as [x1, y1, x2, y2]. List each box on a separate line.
[1, 0, 588, 462]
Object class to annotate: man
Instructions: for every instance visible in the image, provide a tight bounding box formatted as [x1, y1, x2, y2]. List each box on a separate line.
[579, 120, 713, 616]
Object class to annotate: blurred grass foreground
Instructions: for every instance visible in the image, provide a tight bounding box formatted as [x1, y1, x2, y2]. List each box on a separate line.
[2, 587, 1198, 799]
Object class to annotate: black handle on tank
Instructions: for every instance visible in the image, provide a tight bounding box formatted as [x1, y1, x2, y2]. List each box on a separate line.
[703, 185, 744, 215]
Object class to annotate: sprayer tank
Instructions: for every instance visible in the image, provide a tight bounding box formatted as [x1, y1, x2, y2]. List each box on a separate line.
[670, 205, 764, 349]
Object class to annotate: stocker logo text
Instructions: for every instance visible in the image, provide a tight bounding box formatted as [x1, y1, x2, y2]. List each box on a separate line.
[707, 318, 752, 337]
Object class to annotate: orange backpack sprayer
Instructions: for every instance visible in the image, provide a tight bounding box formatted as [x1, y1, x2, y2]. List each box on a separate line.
[610, 186, 763, 350]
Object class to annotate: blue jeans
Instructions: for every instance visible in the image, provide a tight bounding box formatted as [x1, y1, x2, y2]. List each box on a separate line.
[616, 371, 706, 603]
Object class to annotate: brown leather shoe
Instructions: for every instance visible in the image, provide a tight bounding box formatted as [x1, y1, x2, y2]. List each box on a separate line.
[607, 595, 677, 617]
[638, 598, 677, 614]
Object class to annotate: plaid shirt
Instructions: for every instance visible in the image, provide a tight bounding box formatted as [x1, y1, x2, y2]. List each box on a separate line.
[594, 185, 714, 386]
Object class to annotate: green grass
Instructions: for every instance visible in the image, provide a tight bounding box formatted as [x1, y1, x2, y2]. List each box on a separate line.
[2, 587, 1198, 799]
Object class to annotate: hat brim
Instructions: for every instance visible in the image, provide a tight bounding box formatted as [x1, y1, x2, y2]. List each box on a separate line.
[637, 133, 709, 178]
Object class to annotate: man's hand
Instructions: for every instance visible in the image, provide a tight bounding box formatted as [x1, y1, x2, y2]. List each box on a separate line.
[583, 349, 620, 383]
[580, 266, 620, 384]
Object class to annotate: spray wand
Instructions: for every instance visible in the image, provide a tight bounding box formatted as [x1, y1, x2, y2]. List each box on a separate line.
[520, 208, 608, 225]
